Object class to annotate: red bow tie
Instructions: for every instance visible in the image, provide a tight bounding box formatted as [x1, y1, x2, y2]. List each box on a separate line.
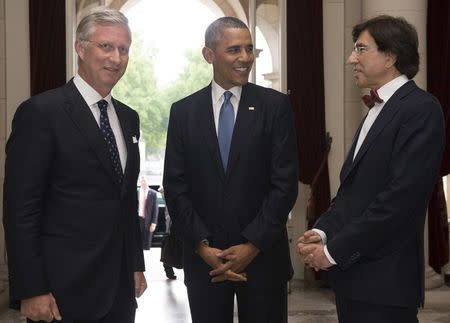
[362, 89, 383, 108]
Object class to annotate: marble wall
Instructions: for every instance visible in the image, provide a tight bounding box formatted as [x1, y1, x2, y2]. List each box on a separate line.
[0, 0, 8, 310]
[1, 0, 31, 310]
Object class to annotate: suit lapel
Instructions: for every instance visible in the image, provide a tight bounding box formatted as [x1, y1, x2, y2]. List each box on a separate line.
[226, 83, 258, 177]
[62, 80, 119, 187]
[197, 85, 226, 181]
[340, 117, 365, 182]
[341, 81, 417, 184]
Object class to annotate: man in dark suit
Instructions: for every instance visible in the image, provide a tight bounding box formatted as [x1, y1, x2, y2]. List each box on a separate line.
[138, 175, 158, 250]
[163, 17, 298, 323]
[297, 15, 445, 323]
[3, 8, 146, 323]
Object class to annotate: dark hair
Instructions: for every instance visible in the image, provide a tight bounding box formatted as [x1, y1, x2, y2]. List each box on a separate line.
[205, 17, 249, 49]
[352, 15, 419, 79]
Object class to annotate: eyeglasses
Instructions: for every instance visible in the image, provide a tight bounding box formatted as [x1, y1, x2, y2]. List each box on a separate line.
[352, 43, 377, 55]
[84, 40, 130, 56]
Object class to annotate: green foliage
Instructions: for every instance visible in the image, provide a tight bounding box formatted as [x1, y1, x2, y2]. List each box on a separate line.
[113, 34, 166, 155]
[113, 36, 212, 157]
[164, 49, 212, 105]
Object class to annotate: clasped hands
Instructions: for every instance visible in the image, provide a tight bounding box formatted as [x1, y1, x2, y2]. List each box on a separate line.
[197, 242, 259, 283]
[297, 230, 332, 271]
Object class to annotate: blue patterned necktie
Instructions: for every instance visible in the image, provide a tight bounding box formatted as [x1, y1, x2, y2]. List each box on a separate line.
[97, 100, 123, 183]
[218, 91, 235, 171]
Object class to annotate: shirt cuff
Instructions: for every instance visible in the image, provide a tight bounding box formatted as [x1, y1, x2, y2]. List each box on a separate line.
[312, 228, 327, 244]
[324, 245, 337, 265]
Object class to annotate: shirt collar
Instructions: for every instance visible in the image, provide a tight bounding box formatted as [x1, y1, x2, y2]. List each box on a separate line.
[73, 74, 112, 108]
[376, 75, 409, 103]
[211, 80, 242, 105]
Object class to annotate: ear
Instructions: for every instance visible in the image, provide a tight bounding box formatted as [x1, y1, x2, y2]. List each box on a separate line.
[75, 40, 86, 60]
[202, 47, 214, 64]
[385, 52, 397, 69]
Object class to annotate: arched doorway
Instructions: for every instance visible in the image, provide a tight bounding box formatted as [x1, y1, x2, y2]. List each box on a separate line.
[72, 0, 286, 186]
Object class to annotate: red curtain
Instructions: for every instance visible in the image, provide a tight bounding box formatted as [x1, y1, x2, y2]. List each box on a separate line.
[29, 0, 66, 96]
[286, 0, 331, 228]
[427, 0, 450, 273]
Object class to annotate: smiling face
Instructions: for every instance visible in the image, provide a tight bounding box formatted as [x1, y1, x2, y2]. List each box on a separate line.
[75, 24, 131, 97]
[202, 27, 254, 90]
[347, 30, 397, 89]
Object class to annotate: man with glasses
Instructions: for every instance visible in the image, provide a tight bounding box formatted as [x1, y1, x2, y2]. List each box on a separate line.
[163, 17, 298, 323]
[3, 8, 146, 323]
[297, 15, 445, 323]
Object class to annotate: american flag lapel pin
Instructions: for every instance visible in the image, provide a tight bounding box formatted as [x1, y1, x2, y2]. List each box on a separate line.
[248, 106, 255, 111]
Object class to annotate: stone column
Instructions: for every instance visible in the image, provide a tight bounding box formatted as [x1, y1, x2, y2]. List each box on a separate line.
[65, 0, 76, 80]
[288, 183, 310, 280]
[1, 0, 31, 310]
[248, 0, 257, 83]
[0, 0, 8, 310]
[324, 0, 345, 199]
[344, 0, 364, 154]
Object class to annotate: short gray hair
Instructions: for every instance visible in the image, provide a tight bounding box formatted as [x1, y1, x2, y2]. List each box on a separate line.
[205, 17, 249, 49]
[76, 7, 130, 43]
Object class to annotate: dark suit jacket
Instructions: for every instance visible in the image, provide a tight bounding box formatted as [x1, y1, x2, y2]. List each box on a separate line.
[315, 81, 445, 307]
[138, 187, 158, 249]
[3, 79, 144, 319]
[163, 82, 298, 286]
[145, 188, 158, 228]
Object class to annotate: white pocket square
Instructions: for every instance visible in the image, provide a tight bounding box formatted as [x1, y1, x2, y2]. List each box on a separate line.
[132, 136, 138, 143]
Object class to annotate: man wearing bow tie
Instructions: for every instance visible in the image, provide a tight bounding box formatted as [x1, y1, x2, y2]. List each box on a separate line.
[3, 8, 146, 323]
[297, 15, 445, 323]
[163, 17, 298, 323]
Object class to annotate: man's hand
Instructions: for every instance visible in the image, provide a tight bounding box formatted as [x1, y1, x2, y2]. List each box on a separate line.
[21, 293, 62, 322]
[296, 230, 323, 257]
[297, 231, 332, 271]
[300, 243, 332, 271]
[196, 244, 226, 269]
[297, 230, 322, 246]
[149, 223, 156, 232]
[134, 272, 147, 297]
[210, 243, 259, 277]
[196, 243, 247, 283]
[211, 270, 247, 283]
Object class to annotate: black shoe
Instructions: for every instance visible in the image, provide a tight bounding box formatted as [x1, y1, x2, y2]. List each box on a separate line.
[164, 264, 176, 279]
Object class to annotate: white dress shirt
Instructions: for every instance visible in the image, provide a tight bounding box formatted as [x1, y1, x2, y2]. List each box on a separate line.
[315, 74, 409, 266]
[211, 80, 241, 134]
[73, 74, 127, 171]
[353, 75, 409, 159]
[138, 186, 148, 218]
